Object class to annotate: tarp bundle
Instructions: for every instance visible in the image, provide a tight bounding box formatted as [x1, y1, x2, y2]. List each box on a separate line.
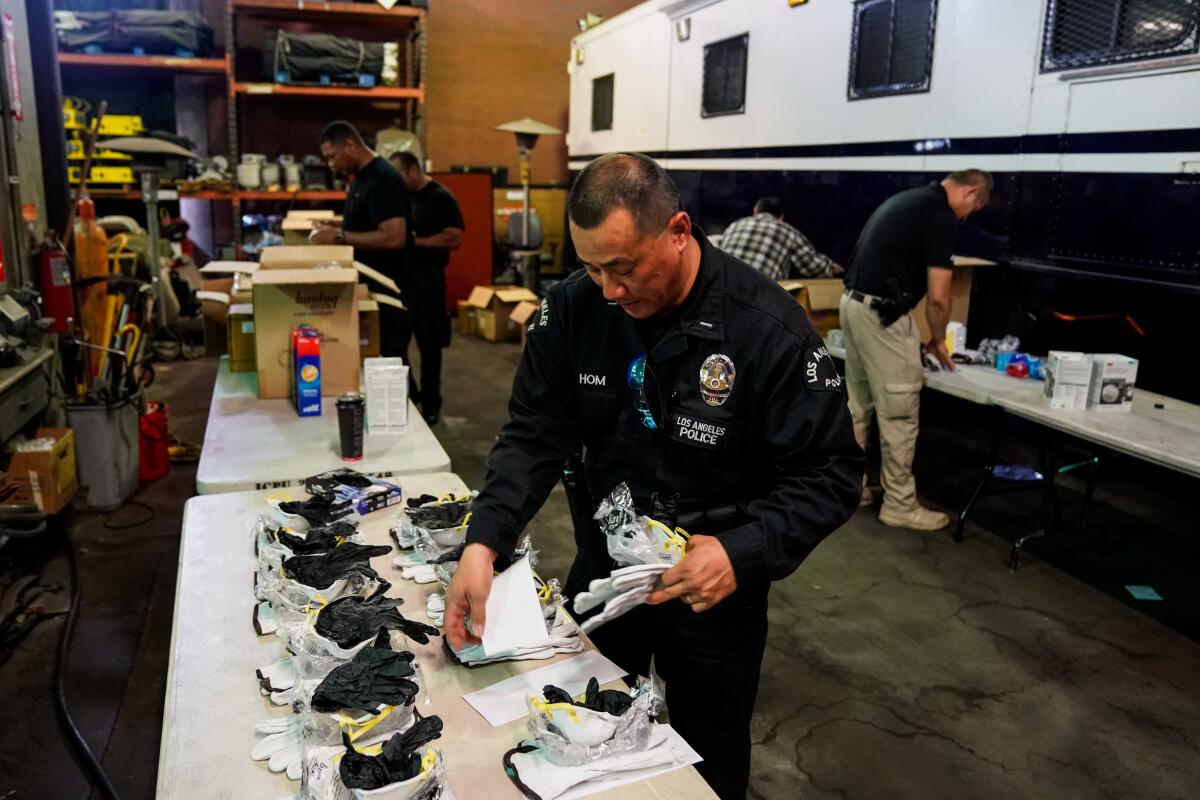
[265, 30, 384, 82]
[56, 11, 214, 56]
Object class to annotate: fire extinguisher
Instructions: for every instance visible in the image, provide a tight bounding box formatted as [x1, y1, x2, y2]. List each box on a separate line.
[38, 238, 75, 333]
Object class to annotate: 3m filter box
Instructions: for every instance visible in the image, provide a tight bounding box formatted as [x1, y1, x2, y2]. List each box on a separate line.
[1042, 350, 1092, 410]
[1087, 354, 1138, 412]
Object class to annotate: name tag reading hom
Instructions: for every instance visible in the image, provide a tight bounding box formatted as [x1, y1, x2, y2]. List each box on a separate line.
[670, 412, 729, 450]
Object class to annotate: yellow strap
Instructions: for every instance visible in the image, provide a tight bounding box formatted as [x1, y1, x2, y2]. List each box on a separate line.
[336, 704, 396, 742]
[267, 492, 294, 505]
[528, 696, 580, 722]
[457, 511, 473, 531]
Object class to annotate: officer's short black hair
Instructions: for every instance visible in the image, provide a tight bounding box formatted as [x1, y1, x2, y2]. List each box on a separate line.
[945, 168, 993, 197]
[320, 120, 364, 147]
[391, 151, 421, 171]
[568, 153, 681, 235]
[754, 196, 784, 217]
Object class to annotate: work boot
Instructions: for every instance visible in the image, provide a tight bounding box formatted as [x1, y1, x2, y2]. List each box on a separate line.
[878, 504, 950, 531]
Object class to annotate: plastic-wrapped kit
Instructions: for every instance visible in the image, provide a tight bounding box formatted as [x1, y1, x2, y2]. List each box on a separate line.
[300, 715, 447, 800]
[270, 494, 355, 531]
[594, 483, 689, 567]
[255, 516, 363, 575]
[283, 543, 392, 591]
[526, 677, 661, 765]
[315, 583, 441, 650]
[390, 493, 475, 551]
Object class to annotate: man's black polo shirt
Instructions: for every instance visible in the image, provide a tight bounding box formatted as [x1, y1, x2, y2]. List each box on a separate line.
[843, 183, 958, 310]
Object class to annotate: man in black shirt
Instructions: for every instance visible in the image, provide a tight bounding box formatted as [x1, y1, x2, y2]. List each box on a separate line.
[312, 121, 410, 358]
[840, 170, 991, 530]
[390, 151, 465, 425]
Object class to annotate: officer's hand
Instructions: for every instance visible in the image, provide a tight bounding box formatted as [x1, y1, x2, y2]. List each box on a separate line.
[646, 535, 737, 613]
[927, 339, 956, 371]
[444, 543, 497, 650]
[308, 223, 339, 246]
[831, 262, 846, 276]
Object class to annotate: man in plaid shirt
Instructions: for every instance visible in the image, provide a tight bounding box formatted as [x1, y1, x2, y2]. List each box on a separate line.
[719, 197, 842, 280]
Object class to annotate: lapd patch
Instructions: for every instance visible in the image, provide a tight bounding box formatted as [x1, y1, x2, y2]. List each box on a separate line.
[805, 344, 843, 392]
[669, 412, 729, 450]
[699, 353, 736, 406]
[528, 297, 551, 333]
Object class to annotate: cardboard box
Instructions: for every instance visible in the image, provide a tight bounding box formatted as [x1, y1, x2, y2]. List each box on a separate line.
[227, 303, 256, 372]
[777, 280, 811, 314]
[509, 300, 540, 347]
[456, 300, 475, 334]
[282, 215, 343, 246]
[253, 268, 360, 399]
[6, 428, 77, 513]
[200, 277, 233, 356]
[291, 326, 322, 416]
[1043, 350, 1092, 410]
[356, 284, 381, 358]
[465, 285, 539, 342]
[780, 278, 844, 335]
[259, 245, 354, 271]
[1087, 354, 1138, 412]
[914, 258, 990, 344]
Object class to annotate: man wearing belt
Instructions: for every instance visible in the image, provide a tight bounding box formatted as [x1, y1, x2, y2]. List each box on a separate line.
[445, 153, 863, 799]
[313, 121, 410, 357]
[839, 170, 991, 530]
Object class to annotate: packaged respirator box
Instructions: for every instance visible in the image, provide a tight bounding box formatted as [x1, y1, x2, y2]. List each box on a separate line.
[1043, 350, 1092, 410]
[1087, 354, 1138, 412]
[291, 326, 322, 417]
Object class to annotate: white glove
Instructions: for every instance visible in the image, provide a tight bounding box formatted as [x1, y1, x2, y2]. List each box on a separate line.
[572, 564, 666, 615]
[251, 716, 303, 780]
[401, 564, 438, 584]
[508, 726, 677, 800]
[394, 551, 425, 568]
[254, 601, 279, 635]
[257, 656, 297, 694]
[426, 593, 446, 626]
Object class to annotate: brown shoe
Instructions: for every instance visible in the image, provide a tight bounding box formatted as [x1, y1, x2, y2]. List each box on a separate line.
[878, 505, 950, 531]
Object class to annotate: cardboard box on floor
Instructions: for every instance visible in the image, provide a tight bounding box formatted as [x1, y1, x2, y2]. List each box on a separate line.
[253, 245, 360, 398]
[465, 285, 538, 342]
[779, 278, 843, 335]
[509, 300, 540, 347]
[456, 300, 474, 335]
[913, 257, 991, 344]
[5, 428, 77, 514]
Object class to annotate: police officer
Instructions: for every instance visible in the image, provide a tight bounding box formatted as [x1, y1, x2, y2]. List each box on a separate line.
[312, 121, 410, 357]
[445, 154, 863, 799]
[839, 170, 991, 531]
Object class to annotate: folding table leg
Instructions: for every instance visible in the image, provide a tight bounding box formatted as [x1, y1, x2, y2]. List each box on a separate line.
[956, 406, 1004, 543]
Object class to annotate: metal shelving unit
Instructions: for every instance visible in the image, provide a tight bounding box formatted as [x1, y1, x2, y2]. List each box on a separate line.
[57, 53, 229, 74]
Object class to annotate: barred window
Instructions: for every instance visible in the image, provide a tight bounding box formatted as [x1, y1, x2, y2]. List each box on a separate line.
[848, 0, 938, 100]
[592, 74, 614, 131]
[1042, 0, 1200, 72]
[702, 34, 748, 117]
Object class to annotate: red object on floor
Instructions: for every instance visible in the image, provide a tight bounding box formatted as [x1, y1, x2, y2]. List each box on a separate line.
[139, 402, 170, 481]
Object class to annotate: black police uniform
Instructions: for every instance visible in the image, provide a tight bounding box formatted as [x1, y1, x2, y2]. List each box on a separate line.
[404, 180, 464, 418]
[466, 232, 863, 800]
[341, 156, 411, 357]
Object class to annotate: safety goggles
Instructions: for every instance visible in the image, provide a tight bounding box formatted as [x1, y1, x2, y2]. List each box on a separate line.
[626, 353, 657, 430]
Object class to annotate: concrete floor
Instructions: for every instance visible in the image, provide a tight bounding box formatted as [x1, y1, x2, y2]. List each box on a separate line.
[2, 332, 1199, 799]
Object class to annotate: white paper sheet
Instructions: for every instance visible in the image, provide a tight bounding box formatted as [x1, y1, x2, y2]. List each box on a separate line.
[481, 556, 550, 657]
[556, 725, 703, 800]
[462, 650, 626, 727]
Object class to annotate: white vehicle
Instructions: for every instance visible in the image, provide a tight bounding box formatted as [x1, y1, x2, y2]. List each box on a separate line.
[567, 0, 1200, 289]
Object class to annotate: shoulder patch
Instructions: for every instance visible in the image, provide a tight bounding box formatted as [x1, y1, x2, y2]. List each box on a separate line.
[804, 342, 843, 392]
[528, 297, 551, 334]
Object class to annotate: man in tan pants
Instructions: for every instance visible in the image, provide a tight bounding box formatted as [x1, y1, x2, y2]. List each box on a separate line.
[840, 171, 991, 530]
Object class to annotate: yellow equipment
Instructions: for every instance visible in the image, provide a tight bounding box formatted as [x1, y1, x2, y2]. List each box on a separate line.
[68, 165, 136, 185]
[98, 115, 145, 137]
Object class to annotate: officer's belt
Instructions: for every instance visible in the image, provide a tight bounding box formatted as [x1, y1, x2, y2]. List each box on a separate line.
[673, 504, 745, 534]
[844, 288, 886, 305]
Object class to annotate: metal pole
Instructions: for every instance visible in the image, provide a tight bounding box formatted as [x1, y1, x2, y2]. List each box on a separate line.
[140, 170, 167, 327]
[520, 146, 531, 247]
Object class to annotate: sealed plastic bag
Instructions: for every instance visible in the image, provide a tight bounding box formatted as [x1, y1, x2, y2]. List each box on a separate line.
[339, 715, 444, 790]
[311, 630, 420, 713]
[594, 483, 689, 567]
[524, 676, 662, 767]
[315, 584, 441, 650]
[282, 543, 391, 591]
